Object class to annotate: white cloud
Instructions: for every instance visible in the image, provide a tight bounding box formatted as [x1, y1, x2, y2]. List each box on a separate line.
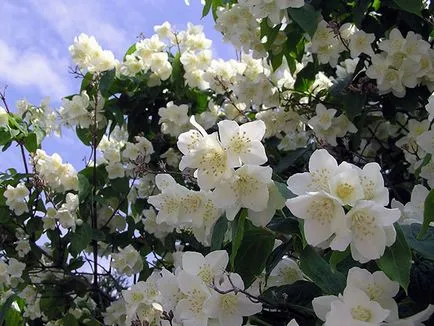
[0, 39, 70, 99]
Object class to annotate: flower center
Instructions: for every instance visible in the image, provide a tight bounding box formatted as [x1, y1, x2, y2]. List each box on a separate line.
[351, 305, 372, 322]
[220, 294, 237, 314]
[351, 210, 376, 240]
[335, 182, 355, 202]
[306, 198, 335, 225]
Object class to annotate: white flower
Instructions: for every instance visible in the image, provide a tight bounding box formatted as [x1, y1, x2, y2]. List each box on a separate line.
[148, 182, 185, 225]
[403, 184, 430, 224]
[0, 107, 8, 127]
[426, 95, 434, 121]
[111, 244, 143, 277]
[157, 269, 185, 313]
[359, 163, 389, 206]
[349, 30, 375, 58]
[178, 117, 233, 190]
[315, 287, 390, 325]
[332, 201, 401, 262]
[287, 149, 338, 195]
[4, 183, 29, 215]
[212, 164, 273, 220]
[417, 129, 434, 154]
[204, 273, 262, 325]
[182, 250, 229, 285]
[286, 192, 345, 246]
[328, 162, 364, 206]
[287, 320, 300, 326]
[175, 271, 211, 326]
[347, 267, 399, 321]
[217, 119, 267, 167]
[248, 182, 286, 227]
[268, 258, 303, 287]
[308, 104, 337, 131]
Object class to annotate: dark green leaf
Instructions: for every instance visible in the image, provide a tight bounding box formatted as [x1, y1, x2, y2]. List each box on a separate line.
[234, 224, 275, 287]
[377, 224, 412, 292]
[99, 69, 116, 97]
[202, 0, 212, 17]
[23, 133, 38, 152]
[300, 246, 346, 295]
[275, 147, 311, 173]
[354, 0, 372, 27]
[62, 313, 79, 326]
[294, 62, 317, 93]
[69, 223, 92, 257]
[230, 209, 247, 269]
[287, 5, 321, 38]
[267, 215, 300, 235]
[341, 93, 367, 120]
[274, 181, 295, 200]
[408, 260, 434, 305]
[211, 215, 228, 250]
[393, 0, 423, 16]
[78, 174, 91, 201]
[0, 294, 17, 326]
[329, 247, 350, 271]
[0, 129, 11, 146]
[261, 280, 322, 307]
[402, 224, 434, 260]
[419, 189, 434, 238]
[80, 73, 93, 92]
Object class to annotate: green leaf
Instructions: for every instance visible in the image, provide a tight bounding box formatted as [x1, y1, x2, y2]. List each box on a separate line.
[99, 69, 116, 97]
[80, 73, 93, 92]
[78, 174, 91, 201]
[402, 224, 434, 260]
[294, 62, 317, 93]
[202, 0, 212, 17]
[23, 132, 38, 152]
[408, 260, 434, 305]
[123, 43, 137, 61]
[267, 215, 300, 235]
[377, 224, 412, 292]
[110, 177, 130, 196]
[341, 93, 367, 120]
[230, 209, 247, 269]
[234, 224, 275, 287]
[300, 246, 346, 295]
[76, 126, 105, 147]
[62, 313, 79, 326]
[329, 247, 350, 271]
[354, 0, 372, 27]
[274, 181, 295, 200]
[0, 294, 17, 326]
[418, 189, 434, 238]
[261, 280, 322, 308]
[275, 147, 311, 173]
[0, 129, 11, 146]
[392, 0, 423, 16]
[211, 215, 228, 250]
[287, 4, 321, 38]
[69, 223, 93, 257]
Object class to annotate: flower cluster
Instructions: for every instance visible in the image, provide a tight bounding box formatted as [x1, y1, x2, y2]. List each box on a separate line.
[0, 258, 25, 288]
[106, 250, 262, 326]
[110, 244, 143, 277]
[4, 182, 29, 215]
[33, 149, 78, 193]
[286, 149, 401, 263]
[313, 267, 433, 325]
[69, 33, 117, 73]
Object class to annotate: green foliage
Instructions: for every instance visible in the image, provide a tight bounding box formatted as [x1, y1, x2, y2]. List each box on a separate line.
[211, 215, 228, 250]
[233, 222, 275, 287]
[230, 209, 247, 269]
[299, 246, 346, 295]
[287, 4, 321, 37]
[402, 224, 434, 260]
[419, 189, 434, 238]
[69, 223, 93, 257]
[377, 224, 412, 292]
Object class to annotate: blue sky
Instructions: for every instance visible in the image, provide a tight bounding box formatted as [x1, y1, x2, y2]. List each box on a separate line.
[0, 0, 234, 172]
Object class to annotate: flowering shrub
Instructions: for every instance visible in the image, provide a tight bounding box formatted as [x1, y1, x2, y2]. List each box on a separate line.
[0, 0, 434, 325]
